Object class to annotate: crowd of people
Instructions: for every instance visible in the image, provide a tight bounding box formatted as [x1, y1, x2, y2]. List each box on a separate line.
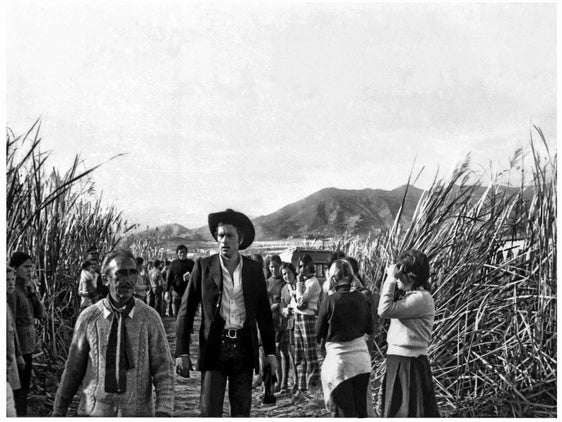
[6, 208, 440, 418]
[76, 244, 197, 320]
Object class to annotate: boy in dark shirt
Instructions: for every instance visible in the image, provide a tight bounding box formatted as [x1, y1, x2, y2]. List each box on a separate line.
[166, 245, 194, 317]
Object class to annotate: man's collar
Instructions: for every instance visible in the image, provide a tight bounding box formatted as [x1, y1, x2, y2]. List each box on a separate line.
[219, 253, 243, 271]
[100, 298, 136, 319]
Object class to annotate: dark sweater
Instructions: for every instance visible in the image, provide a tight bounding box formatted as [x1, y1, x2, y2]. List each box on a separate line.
[315, 286, 374, 343]
[166, 258, 195, 297]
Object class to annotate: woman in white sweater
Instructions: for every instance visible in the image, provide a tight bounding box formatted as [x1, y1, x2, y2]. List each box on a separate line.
[377, 249, 440, 417]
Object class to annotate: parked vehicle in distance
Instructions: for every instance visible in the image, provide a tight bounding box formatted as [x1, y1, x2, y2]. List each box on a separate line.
[279, 247, 333, 283]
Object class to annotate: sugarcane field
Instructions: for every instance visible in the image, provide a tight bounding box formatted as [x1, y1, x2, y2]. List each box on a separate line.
[5, 2, 557, 418]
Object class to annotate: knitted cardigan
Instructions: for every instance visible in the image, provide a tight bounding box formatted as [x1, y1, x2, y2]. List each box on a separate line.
[53, 298, 174, 416]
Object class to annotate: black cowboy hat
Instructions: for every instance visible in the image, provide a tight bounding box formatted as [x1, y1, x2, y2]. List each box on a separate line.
[208, 209, 255, 250]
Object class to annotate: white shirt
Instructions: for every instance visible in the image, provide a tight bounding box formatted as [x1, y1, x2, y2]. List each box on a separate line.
[219, 255, 246, 329]
[295, 276, 322, 315]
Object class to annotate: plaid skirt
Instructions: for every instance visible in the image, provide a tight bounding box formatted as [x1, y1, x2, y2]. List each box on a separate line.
[294, 313, 320, 389]
[381, 354, 440, 417]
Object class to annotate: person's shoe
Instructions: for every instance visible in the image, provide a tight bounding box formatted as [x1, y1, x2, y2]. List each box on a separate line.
[262, 395, 277, 406]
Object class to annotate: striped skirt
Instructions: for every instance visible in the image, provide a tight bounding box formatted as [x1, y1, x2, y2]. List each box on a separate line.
[381, 354, 440, 417]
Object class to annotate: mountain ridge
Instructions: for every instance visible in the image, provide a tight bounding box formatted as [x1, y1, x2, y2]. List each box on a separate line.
[127, 183, 532, 243]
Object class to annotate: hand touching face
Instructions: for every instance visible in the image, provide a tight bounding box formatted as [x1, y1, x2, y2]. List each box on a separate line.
[386, 264, 402, 279]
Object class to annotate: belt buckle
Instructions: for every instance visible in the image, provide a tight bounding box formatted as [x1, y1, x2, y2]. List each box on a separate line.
[225, 329, 238, 339]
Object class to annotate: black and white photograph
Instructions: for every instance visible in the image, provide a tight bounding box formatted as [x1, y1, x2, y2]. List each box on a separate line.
[4, 0, 557, 417]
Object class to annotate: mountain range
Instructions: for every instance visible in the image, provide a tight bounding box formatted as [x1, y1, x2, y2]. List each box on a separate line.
[252, 185, 424, 239]
[127, 184, 532, 243]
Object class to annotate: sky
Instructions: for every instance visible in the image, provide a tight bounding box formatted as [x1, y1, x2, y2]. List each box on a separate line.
[5, 1, 557, 229]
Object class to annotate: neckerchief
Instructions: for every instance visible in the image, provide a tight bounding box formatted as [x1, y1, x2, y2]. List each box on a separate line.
[105, 295, 136, 393]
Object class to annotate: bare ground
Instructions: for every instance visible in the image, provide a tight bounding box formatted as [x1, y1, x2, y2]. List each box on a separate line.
[29, 315, 335, 417]
[164, 316, 332, 417]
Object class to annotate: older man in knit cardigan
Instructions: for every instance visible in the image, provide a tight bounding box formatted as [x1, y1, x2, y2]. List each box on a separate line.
[53, 249, 175, 416]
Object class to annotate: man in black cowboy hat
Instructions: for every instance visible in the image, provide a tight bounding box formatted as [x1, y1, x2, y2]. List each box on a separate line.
[175, 209, 277, 416]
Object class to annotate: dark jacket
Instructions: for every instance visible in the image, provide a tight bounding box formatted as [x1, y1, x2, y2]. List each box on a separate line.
[166, 258, 195, 297]
[175, 254, 276, 374]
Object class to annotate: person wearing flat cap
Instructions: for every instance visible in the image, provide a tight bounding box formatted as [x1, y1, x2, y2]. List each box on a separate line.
[175, 209, 277, 416]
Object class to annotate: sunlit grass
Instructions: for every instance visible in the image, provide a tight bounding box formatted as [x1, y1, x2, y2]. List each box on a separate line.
[331, 126, 556, 416]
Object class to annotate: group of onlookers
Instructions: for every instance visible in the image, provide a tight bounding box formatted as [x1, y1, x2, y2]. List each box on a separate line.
[131, 245, 195, 318]
[246, 247, 440, 417]
[78, 245, 196, 320]
[251, 250, 376, 415]
[7, 208, 440, 418]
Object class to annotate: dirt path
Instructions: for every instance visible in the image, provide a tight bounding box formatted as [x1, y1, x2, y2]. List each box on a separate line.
[164, 316, 331, 417]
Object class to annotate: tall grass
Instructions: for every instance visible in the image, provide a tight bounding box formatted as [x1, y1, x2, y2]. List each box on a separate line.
[335, 127, 556, 417]
[6, 120, 136, 412]
[123, 227, 168, 262]
[6, 121, 555, 416]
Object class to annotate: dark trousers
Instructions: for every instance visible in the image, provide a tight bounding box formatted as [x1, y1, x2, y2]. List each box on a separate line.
[167, 295, 174, 317]
[154, 292, 163, 315]
[148, 289, 163, 315]
[331, 373, 370, 417]
[14, 353, 33, 416]
[200, 335, 254, 417]
[173, 292, 183, 318]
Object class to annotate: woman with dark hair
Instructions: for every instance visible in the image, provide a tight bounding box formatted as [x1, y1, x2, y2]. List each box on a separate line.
[8, 252, 45, 416]
[377, 249, 440, 417]
[316, 259, 374, 417]
[293, 254, 322, 398]
[280, 262, 298, 392]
